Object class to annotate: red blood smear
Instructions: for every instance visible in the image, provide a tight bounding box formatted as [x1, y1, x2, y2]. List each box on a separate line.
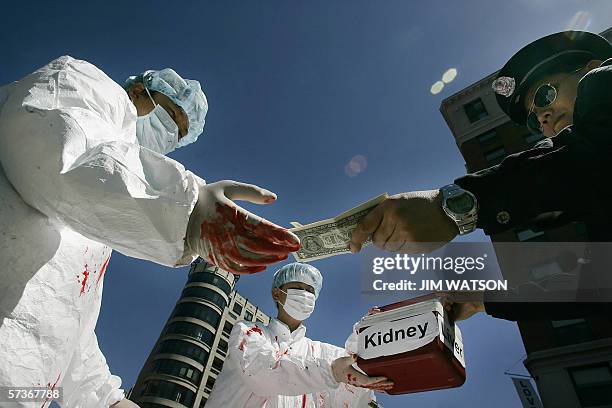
[199, 203, 300, 274]
[96, 255, 111, 287]
[238, 338, 247, 351]
[245, 327, 263, 336]
[40, 372, 61, 408]
[79, 266, 89, 296]
[301, 394, 307, 408]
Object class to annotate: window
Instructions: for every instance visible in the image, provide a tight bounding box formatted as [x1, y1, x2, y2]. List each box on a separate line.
[552, 319, 592, 346]
[166, 321, 214, 345]
[218, 339, 228, 354]
[152, 359, 202, 385]
[484, 147, 507, 166]
[212, 357, 224, 372]
[173, 302, 221, 327]
[524, 132, 544, 145]
[233, 302, 243, 315]
[244, 311, 253, 321]
[529, 261, 563, 281]
[140, 380, 195, 406]
[569, 364, 612, 407]
[575, 222, 588, 238]
[187, 272, 232, 295]
[206, 377, 216, 391]
[182, 286, 228, 310]
[256, 319, 264, 325]
[158, 339, 209, 364]
[463, 98, 488, 123]
[476, 130, 499, 146]
[516, 228, 546, 242]
[223, 321, 233, 335]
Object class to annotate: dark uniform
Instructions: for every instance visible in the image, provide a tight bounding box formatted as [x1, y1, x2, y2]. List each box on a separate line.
[454, 31, 612, 321]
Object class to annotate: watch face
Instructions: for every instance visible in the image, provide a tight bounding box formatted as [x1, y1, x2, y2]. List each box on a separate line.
[447, 192, 475, 215]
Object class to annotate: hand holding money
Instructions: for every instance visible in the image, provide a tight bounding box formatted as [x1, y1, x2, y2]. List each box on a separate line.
[289, 194, 388, 262]
[349, 190, 458, 254]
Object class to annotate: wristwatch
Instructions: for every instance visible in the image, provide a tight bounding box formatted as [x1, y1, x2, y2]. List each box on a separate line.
[440, 184, 478, 235]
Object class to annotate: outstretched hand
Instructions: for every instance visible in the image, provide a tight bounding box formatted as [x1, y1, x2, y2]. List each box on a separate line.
[331, 355, 394, 392]
[185, 180, 301, 274]
[350, 190, 457, 254]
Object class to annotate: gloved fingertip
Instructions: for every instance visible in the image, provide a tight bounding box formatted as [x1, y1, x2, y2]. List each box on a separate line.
[263, 194, 277, 204]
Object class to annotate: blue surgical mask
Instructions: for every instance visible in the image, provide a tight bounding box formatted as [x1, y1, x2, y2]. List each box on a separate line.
[136, 88, 179, 155]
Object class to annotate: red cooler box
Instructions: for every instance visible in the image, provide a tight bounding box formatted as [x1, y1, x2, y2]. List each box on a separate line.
[355, 294, 465, 395]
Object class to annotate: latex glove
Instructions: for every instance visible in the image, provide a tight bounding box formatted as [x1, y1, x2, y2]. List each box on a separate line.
[331, 355, 394, 392]
[184, 180, 301, 274]
[349, 190, 457, 254]
[345, 307, 382, 354]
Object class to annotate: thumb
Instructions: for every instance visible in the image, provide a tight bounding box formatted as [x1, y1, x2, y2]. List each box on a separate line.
[349, 203, 385, 252]
[223, 181, 277, 204]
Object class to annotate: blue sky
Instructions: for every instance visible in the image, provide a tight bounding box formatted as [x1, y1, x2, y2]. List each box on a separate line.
[2, 1, 612, 407]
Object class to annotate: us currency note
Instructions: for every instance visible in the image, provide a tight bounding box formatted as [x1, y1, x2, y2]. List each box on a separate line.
[289, 193, 388, 262]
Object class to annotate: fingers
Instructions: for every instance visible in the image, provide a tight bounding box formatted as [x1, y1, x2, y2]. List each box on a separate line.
[214, 203, 301, 250]
[209, 254, 268, 275]
[222, 181, 277, 204]
[350, 203, 385, 253]
[229, 250, 289, 267]
[240, 236, 300, 256]
[367, 306, 381, 315]
[382, 224, 404, 252]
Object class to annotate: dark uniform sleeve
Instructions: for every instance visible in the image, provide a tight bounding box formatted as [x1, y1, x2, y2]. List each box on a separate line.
[484, 301, 612, 321]
[455, 60, 612, 321]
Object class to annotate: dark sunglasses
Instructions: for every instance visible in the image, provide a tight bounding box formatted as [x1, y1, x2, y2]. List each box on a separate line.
[525, 67, 584, 134]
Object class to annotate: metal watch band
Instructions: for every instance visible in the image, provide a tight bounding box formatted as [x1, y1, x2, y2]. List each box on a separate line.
[440, 184, 478, 235]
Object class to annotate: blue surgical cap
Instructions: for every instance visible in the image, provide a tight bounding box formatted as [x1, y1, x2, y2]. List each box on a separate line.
[124, 68, 208, 148]
[272, 263, 323, 299]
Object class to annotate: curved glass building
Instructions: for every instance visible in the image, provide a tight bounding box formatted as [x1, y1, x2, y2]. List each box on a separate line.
[129, 258, 270, 408]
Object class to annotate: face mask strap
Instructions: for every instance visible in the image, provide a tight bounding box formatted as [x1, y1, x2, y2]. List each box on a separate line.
[144, 87, 157, 108]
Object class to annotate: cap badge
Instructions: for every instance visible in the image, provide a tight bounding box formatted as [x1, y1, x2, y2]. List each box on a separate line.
[492, 76, 515, 97]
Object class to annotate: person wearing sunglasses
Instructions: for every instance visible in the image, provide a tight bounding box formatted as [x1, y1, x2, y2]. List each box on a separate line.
[349, 30, 612, 322]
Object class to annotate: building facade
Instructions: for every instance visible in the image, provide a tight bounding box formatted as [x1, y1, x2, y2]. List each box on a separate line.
[128, 258, 270, 408]
[439, 28, 612, 408]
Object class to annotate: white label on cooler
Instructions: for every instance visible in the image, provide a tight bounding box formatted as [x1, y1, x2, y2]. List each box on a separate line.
[358, 311, 439, 360]
[438, 312, 466, 368]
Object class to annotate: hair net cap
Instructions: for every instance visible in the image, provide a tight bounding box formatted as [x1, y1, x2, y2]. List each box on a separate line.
[272, 263, 323, 298]
[124, 68, 208, 148]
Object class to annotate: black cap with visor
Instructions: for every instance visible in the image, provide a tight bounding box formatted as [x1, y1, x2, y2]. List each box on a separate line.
[493, 31, 612, 130]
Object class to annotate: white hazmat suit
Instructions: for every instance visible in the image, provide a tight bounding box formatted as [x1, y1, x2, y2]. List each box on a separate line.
[0, 56, 204, 407]
[205, 319, 375, 407]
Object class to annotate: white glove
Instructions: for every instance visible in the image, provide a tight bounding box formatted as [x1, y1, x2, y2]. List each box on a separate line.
[184, 180, 301, 274]
[331, 355, 394, 392]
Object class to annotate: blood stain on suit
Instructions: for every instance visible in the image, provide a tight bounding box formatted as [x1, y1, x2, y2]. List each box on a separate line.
[40, 372, 61, 408]
[78, 264, 90, 295]
[245, 327, 263, 336]
[95, 255, 111, 287]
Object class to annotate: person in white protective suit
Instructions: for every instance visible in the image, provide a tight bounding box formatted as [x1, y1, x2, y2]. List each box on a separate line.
[205, 263, 393, 408]
[0, 56, 301, 408]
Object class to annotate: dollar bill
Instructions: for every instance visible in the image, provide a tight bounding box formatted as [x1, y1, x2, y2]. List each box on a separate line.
[289, 193, 388, 262]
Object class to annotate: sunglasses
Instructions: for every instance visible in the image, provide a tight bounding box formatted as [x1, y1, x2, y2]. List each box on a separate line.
[525, 67, 584, 134]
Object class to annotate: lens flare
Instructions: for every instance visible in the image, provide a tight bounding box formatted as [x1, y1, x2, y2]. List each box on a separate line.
[430, 81, 444, 95]
[442, 68, 458, 84]
[565, 11, 592, 32]
[345, 155, 368, 178]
